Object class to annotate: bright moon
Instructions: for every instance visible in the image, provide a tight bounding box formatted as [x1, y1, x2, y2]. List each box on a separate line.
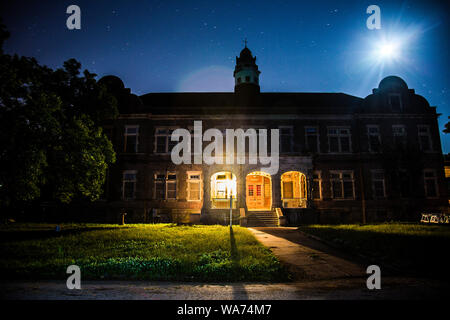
[378, 43, 399, 59]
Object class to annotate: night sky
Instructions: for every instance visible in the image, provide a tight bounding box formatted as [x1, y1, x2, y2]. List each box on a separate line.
[1, 0, 449, 152]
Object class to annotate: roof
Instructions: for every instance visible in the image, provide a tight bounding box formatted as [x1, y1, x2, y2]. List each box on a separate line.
[137, 92, 364, 114]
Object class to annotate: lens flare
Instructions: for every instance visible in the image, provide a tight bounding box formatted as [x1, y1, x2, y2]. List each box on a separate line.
[378, 43, 399, 59]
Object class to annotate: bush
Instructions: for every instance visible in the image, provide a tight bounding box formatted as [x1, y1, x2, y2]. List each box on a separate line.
[169, 210, 191, 225]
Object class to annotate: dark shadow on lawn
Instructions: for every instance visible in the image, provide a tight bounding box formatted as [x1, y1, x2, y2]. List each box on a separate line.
[292, 226, 450, 279]
[0, 227, 121, 242]
[230, 226, 249, 299]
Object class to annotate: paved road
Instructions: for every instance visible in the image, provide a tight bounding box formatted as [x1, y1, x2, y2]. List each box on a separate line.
[1, 277, 445, 300]
[1, 227, 447, 300]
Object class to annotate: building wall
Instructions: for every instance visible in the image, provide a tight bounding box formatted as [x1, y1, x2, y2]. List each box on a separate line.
[97, 109, 447, 224]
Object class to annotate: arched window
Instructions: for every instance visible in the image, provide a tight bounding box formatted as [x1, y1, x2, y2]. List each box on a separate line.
[211, 172, 237, 209]
[281, 171, 307, 208]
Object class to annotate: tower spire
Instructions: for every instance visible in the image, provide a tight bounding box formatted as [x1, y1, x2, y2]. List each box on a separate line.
[233, 44, 260, 99]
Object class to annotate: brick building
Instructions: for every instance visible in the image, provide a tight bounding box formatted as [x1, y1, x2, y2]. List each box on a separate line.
[97, 46, 448, 225]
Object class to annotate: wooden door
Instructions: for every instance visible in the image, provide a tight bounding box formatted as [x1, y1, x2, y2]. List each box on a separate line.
[247, 175, 267, 210]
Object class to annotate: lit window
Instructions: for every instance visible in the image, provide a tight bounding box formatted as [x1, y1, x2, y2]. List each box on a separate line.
[187, 172, 202, 201]
[124, 126, 139, 153]
[328, 127, 351, 153]
[122, 171, 137, 200]
[211, 172, 237, 209]
[330, 171, 354, 199]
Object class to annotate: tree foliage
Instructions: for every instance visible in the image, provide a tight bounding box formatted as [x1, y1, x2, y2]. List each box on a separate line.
[444, 117, 450, 134]
[0, 24, 118, 208]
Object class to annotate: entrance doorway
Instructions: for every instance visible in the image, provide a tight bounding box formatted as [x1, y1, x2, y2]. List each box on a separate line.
[246, 172, 272, 211]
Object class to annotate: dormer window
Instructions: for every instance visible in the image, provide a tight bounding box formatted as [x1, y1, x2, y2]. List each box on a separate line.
[389, 93, 402, 112]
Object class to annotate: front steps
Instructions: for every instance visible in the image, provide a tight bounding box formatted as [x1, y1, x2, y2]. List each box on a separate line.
[247, 209, 279, 227]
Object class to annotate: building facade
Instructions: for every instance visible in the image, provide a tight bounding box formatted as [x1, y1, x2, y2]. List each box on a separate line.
[97, 46, 448, 225]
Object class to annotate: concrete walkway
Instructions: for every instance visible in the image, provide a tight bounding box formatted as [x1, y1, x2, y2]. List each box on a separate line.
[248, 227, 366, 281]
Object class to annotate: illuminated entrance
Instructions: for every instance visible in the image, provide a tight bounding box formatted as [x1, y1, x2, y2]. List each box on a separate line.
[246, 172, 272, 211]
[281, 171, 307, 208]
[211, 172, 237, 209]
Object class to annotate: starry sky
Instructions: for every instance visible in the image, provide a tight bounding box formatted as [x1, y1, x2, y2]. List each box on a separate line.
[1, 0, 449, 152]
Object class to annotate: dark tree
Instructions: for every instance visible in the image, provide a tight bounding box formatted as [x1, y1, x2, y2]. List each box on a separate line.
[0, 25, 118, 213]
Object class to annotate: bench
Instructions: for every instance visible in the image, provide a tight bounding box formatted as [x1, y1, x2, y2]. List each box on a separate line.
[420, 213, 449, 224]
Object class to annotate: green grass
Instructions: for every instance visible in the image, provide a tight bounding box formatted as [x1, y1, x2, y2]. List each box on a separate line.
[0, 223, 289, 282]
[299, 223, 450, 277]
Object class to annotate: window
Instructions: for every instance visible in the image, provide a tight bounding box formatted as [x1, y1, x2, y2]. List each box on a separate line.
[124, 126, 139, 153]
[424, 170, 438, 198]
[167, 173, 177, 199]
[211, 172, 237, 209]
[279, 126, 293, 153]
[367, 125, 381, 152]
[399, 169, 411, 198]
[389, 93, 402, 112]
[187, 172, 202, 201]
[330, 171, 354, 199]
[237, 77, 241, 84]
[154, 174, 166, 199]
[328, 127, 351, 153]
[312, 171, 322, 200]
[122, 171, 137, 200]
[305, 127, 319, 153]
[371, 170, 386, 199]
[154, 172, 177, 200]
[418, 125, 432, 152]
[245, 76, 250, 82]
[392, 125, 407, 148]
[154, 128, 178, 154]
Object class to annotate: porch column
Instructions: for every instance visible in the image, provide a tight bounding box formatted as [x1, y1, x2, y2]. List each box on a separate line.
[306, 169, 314, 209]
[202, 168, 211, 212]
[272, 172, 282, 208]
[237, 166, 246, 210]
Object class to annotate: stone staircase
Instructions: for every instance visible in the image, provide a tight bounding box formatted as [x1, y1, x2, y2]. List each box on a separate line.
[247, 209, 279, 227]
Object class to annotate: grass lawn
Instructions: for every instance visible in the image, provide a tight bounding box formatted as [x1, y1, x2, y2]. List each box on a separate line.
[0, 223, 289, 282]
[299, 223, 450, 278]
